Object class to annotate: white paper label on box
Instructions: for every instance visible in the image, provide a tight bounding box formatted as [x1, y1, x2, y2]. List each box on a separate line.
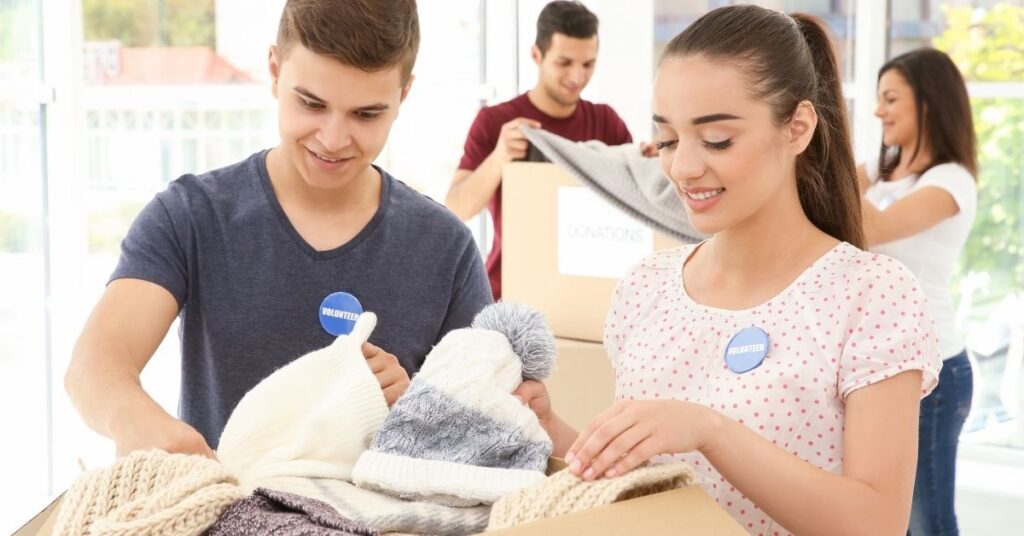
[557, 187, 654, 279]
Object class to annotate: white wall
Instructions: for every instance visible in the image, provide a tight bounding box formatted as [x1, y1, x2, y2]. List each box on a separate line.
[215, 0, 284, 80]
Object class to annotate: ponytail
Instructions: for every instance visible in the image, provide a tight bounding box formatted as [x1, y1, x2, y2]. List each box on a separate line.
[791, 13, 864, 249]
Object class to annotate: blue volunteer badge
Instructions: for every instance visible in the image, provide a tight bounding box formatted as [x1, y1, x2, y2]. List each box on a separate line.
[724, 326, 770, 374]
[318, 291, 363, 336]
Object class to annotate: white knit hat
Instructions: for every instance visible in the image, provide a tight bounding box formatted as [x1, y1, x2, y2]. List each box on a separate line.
[351, 302, 557, 507]
[54, 449, 246, 536]
[217, 312, 389, 485]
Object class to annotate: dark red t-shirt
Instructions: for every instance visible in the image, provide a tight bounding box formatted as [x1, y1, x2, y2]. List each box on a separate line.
[457, 92, 633, 300]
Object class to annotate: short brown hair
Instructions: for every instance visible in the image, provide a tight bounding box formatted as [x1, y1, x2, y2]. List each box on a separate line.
[276, 0, 420, 85]
[535, 1, 598, 56]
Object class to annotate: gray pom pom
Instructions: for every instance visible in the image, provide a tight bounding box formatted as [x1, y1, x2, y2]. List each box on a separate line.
[472, 302, 556, 381]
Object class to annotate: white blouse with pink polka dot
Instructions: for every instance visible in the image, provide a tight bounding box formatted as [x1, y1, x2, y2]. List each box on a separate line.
[605, 242, 941, 536]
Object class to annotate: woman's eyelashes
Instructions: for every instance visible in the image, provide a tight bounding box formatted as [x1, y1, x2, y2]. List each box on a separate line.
[654, 138, 733, 151]
[703, 139, 732, 151]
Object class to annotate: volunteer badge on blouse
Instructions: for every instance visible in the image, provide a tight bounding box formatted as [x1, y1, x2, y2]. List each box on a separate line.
[319, 291, 363, 336]
[724, 326, 770, 373]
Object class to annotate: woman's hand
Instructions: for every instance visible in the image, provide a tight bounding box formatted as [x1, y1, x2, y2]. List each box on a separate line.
[566, 399, 719, 480]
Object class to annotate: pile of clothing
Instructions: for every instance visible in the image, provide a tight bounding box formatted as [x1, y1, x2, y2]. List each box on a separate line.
[56, 303, 693, 536]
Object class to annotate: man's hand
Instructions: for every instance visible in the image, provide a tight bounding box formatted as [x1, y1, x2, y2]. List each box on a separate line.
[362, 342, 410, 406]
[493, 118, 542, 163]
[514, 379, 579, 457]
[639, 141, 659, 157]
[109, 407, 216, 459]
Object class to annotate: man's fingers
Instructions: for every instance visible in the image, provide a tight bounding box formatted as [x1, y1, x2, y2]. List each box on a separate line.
[516, 118, 542, 129]
[362, 342, 382, 358]
[514, 380, 545, 404]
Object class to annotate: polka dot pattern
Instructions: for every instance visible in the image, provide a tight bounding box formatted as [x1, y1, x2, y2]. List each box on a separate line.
[603, 242, 941, 535]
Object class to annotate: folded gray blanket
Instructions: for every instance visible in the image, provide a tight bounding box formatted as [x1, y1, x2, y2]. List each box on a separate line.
[521, 126, 707, 244]
[206, 487, 377, 536]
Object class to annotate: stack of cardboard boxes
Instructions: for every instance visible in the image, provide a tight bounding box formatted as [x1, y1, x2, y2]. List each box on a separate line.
[501, 162, 682, 430]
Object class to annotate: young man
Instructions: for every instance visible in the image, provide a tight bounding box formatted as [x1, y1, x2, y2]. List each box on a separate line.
[445, 0, 634, 300]
[65, 0, 492, 457]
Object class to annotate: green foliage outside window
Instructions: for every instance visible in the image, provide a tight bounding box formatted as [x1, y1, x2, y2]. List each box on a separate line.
[0, 1, 33, 63]
[82, 0, 215, 48]
[935, 3, 1024, 298]
[0, 211, 28, 253]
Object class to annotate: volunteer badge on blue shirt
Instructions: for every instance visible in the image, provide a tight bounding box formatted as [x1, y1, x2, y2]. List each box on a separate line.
[319, 292, 363, 336]
[724, 326, 770, 373]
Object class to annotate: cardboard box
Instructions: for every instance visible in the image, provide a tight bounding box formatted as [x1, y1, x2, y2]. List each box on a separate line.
[20, 341, 743, 536]
[502, 162, 681, 342]
[548, 337, 615, 431]
[13, 494, 61, 536]
[24, 470, 745, 536]
[485, 483, 746, 535]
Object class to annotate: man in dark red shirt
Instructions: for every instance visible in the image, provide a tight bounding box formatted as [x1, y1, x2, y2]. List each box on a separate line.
[446, 1, 635, 300]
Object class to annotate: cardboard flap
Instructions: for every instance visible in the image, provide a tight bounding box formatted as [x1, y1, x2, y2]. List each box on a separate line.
[484, 486, 747, 535]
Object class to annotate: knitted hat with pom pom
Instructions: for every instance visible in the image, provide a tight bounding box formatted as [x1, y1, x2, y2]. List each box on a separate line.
[351, 302, 556, 507]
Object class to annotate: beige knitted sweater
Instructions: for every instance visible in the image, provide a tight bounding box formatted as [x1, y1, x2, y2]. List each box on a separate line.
[54, 449, 246, 536]
[487, 461, 695, 531]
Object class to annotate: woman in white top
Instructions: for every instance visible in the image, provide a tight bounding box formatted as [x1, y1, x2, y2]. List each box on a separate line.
[858, 47, 978, 536]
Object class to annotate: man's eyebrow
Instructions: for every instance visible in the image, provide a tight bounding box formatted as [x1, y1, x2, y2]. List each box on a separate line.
[291, 86, 390, 112]
[291, 86, 324, 103]
[355, 103, 390, 112]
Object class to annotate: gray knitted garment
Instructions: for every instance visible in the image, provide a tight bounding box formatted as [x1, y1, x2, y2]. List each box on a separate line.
[250, 475, 490, 536]
[521, 125, 707, 244]
[205, 487, 376, 536]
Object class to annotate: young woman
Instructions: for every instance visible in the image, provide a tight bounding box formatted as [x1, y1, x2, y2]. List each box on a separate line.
[515, 6, 942, 535]
[860, 48, 978, 536]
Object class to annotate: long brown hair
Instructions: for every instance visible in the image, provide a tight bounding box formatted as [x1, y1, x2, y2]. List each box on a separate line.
[661, 5, 864, 249]
[877, 48, 978, 181]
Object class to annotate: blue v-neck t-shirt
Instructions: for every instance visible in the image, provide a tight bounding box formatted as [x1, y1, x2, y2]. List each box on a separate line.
[111, 150, 493, 447]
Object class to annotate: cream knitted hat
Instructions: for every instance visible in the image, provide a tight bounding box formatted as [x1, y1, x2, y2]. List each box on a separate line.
[54, 449, 246, 536]
[486, 462, 695, 530]
[217, 312, 388, 485]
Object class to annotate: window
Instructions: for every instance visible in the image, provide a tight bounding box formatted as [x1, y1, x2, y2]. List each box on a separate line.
[0, 0, 49, 531]
[2, 2, 491, 530]
[890, 0, 1024, 451]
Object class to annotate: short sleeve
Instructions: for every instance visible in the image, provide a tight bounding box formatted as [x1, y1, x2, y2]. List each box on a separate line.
[109, 186, 191, 307]
[603, 247, 689, 369]
[602, 105, 633, 145]
[837, 257, 942, 400]
[603, 272, 634, 369]
[916, 163, 977, 214]
[436, 236, 493, 340]
[456, 108, 497, 172]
